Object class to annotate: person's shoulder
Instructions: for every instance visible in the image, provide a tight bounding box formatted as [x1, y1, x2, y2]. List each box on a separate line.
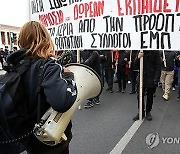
[92, 50, 99, 53]
[39, 57, 63, 74]
[150, 50, 161, 54]
[91, 50, 100, 56]
[34, 57, 58, 69]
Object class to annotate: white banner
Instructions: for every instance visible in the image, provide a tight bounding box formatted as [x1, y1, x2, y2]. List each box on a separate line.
[30, 0, 180, 50]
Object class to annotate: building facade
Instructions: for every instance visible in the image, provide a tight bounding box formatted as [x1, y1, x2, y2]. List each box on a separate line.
[0, 24, 20, 51]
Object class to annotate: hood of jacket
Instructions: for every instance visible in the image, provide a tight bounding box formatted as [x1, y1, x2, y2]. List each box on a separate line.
[6, 49, 27, 65]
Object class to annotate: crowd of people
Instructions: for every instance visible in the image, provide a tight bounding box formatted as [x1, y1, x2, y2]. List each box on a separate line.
[57, 49, 180, 121]
[1, 46, 180, 120]
[0, 46, 17, 70]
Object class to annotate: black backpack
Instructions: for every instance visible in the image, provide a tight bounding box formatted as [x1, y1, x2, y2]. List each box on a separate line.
[0, 57, 40, 154]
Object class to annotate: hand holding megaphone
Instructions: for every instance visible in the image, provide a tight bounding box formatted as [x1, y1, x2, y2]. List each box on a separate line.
[34, 63, 102, 146]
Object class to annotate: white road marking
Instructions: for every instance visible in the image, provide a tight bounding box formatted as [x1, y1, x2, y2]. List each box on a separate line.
[110, 120, 144, 154]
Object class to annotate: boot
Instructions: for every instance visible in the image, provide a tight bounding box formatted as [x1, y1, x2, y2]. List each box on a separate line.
[146, 112, 152, 121]
[162, 93, 169, 101]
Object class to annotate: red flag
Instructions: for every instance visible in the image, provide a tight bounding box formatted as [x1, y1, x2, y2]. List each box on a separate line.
[114, 50, 119, 61]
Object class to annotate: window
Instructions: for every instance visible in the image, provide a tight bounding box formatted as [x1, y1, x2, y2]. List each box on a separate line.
[7, 32, 10, 45]
[1, 31, 5, 45]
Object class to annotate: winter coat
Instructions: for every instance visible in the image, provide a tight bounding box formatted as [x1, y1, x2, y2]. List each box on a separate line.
[4, 49, 77, 153]
[161, 50, 176, 71]
[175, 51, 180, 68]
[130, 50, 139, 71]
[117, 50, 129, 71]
[81, 50, 101, 76]
[103, 50, 113, 70]
[134, 50, 161, 88]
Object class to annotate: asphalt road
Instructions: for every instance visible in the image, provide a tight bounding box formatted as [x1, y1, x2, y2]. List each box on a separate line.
[69, 83, 180, 154]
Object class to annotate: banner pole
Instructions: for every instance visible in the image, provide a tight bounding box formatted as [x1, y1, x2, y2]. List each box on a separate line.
[162, 50, 167, 67]
[29, 0, 31, 21]
[139, 50, 143, 121]
[77, 49, 82, 110]
[129, 50, 132, 68]
[111, 51, 114, 69]
[77, 49, 80, 64]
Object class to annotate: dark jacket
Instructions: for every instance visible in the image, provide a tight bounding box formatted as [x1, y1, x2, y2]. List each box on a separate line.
[103, 50, 113, 70]
[97, 50, 106, 65]
[117, 50, 129, 71]
[5, 50, 77, 153]
[175, 51, 180, 67]
[81, 50, 101, 76]
[161, 50, 176, 71]
[134, 50, 161, 88]
[130, 50, 139, 71]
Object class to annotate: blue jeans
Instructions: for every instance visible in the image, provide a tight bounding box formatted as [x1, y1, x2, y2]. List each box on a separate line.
[178, 70, 180, 95]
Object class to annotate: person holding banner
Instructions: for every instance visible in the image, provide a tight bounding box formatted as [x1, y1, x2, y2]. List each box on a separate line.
[133, 50, 161, 121]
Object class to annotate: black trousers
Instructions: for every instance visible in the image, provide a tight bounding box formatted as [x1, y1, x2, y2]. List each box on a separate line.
[130, 70, 138, 92]
[104, 68, 114, 90]
[116, 69, 126, 90]
[100, 64, 105, 87]
[137, 86, 156, 113]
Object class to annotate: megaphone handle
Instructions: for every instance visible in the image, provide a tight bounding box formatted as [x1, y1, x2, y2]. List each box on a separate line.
[61, 133, 67, 141]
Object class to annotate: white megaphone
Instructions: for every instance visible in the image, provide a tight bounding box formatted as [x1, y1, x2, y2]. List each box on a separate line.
[34, 63, 102, 146]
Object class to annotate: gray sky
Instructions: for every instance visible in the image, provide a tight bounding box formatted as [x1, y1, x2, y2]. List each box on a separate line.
[0, 0, 29, 27]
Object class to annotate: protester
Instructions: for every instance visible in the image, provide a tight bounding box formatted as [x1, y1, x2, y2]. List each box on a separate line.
[128, 50, 139, 94]
[2, 21, 77, 154]
[160, 50, 176, 101]
[175, 52, 180, 100]
[13, 46, 18, 52]
[0, 48, 5, 69]
[172, 64, 178, 91]
[133, 50, 161, 121]
[97, 50, 106, 87]
[116, 50, 129, 93]
[81, 49, 101, 108]
[103, 50, 114, 93]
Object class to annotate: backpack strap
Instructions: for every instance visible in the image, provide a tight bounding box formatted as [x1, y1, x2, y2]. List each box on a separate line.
[15, 57, 35, 75]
